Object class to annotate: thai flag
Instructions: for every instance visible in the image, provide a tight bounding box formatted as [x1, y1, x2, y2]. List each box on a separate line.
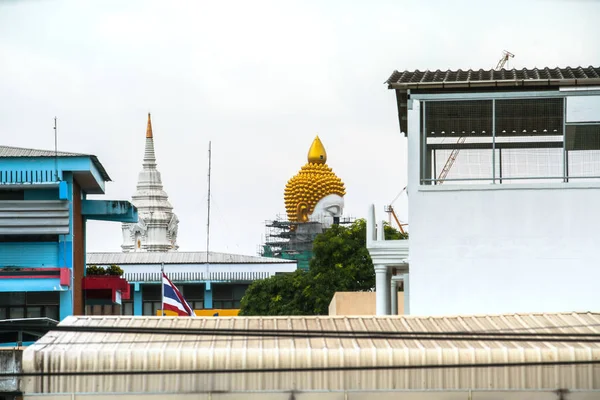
[162, 272, 195, 317]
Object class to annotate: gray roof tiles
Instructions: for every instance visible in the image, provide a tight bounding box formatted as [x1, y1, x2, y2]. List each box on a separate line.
[386, 65, 600, 89]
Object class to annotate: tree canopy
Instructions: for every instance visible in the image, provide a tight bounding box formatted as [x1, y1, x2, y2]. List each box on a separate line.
[239, 219, 407, 316]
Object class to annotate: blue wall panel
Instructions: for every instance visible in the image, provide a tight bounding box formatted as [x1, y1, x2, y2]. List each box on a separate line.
[60, 290, 72, 320]
[0, 278, 65, 292]
[0, 243, 59, 267]
[204, 281, 213, 309]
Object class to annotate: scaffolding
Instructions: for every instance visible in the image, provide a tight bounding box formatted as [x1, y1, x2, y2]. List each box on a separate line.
[259, 214, 355, 271]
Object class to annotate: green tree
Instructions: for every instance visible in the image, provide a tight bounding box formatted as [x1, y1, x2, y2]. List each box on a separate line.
[239, 219, 407, 316]
[238, 270, 310, 315]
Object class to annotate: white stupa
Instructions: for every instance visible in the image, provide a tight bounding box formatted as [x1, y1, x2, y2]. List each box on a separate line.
[121, 114, 179, 252]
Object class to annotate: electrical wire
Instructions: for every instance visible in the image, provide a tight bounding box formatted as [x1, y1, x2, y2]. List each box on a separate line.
[1, 359, 599, 379]
[3, 324, 600, 343]
[3, 322, 600, 338]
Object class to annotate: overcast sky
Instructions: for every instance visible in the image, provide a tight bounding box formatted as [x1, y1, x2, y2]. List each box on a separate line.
[1, 0, 599, 256]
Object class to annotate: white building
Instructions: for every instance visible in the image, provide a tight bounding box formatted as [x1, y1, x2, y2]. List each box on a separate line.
[369, 65, 600, 316]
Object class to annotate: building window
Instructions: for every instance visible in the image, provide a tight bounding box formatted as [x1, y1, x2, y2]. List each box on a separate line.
[181, 284, 204, 310]
[121, 284, 134, 315]
[422, 99, 494, 185]
[213, 284, 248, 309]
[85, 304, 121, 316]
[142, 284, 161, 316]
[0, 292, 59, 320]
[419, 96, 600, 185]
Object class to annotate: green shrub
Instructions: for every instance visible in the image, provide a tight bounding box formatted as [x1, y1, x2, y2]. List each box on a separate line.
[86, 264, 124, 276]
[86, 265, 106, 276]
[107, 264, 124, 276]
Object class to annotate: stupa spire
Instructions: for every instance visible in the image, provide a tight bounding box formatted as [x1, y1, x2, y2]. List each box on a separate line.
[121, 113, 179, 252]
[143, 113, 157, 169]
[146, 112, 153, 138]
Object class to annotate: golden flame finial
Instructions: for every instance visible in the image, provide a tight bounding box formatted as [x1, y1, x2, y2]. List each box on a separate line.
[146, 113, 153, 138]
[307, 135, 327, 164]
[284, 136, 345, 223]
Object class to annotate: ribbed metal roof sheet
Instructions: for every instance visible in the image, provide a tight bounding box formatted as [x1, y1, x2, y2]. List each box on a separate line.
[0, 145, 111, 182]
[123, 270, 285, 283]
[386, 65, 600, 89]
[21, 312, 600, 393]
[87, 251, 296, 265]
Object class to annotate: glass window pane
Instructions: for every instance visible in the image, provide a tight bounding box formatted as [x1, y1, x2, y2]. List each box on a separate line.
[142, 285, 161, 301]
[233, 285, 249, 300]
[213, 284, 232, 300]
[123, 302, 134, 315]
[191, 301, 203, 310]
[182, 284, 204, 300]
[1, 293, 25, 306]
[143, 302, 153, 316]
[27, 292, 60, 305]
[0, 293, 12, 305]
[27, 307, 42, 318]
[218, 301, 233, 309]
[10, 307, 25, 319]
[0, 307, 6, 319]
[45, 306, 59, 321]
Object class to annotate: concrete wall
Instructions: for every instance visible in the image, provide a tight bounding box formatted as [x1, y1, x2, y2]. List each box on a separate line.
[407, 101, 600, 316]
[329, 291, 404, 316]
[0, 348, 22, 393]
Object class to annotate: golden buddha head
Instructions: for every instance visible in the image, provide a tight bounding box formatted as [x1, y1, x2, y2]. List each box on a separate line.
[284, 136, 346, 227]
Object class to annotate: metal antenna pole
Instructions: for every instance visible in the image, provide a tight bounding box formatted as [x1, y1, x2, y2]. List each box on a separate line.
[161, 262, 165, 316]
[54, 117, 58, 181]
[206, 141, 212, 267]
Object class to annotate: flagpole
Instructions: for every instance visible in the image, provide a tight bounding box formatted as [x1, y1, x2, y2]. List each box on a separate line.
[161, 262, 165, 316]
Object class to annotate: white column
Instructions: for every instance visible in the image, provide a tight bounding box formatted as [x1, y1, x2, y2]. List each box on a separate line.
[377, 220, 385, 241]
[375, 265, 389, 316]
[403, 273, 410, 315]
[390, 278, 398, 315]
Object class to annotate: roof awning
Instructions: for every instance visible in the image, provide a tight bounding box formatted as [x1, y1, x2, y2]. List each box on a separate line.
[21, 312, 600, 393]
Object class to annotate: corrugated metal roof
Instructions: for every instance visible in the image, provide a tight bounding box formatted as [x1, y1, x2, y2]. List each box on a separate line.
[386, 65, 600, 89]
[0, 146, 84, 158]
[21, 312, 600, 393]
[87, 251, 296, 265]
[0, 145, 111, 182]
[124, 270, 283, 282]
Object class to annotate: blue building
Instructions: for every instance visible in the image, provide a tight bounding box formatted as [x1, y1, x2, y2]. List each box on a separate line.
[0, 145, 137, 326]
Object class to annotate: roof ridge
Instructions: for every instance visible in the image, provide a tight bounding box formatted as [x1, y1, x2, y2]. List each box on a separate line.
[66, 311, 600, 320]
[0, 144, 86, 156]
[386, 65, 600, 87]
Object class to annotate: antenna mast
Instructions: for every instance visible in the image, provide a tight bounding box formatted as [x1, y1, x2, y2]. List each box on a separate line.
[206, 141, 212, 265]
[53, 117, 58, 181]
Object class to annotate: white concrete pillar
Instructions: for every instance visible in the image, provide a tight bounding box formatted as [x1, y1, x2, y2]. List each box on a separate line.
[385, 270, 392, 315]
[377, 220, 385, 241]
[375, 265, 389, 316]
[403, 273, 410, 315]
[390, 278, 398, 315]
[367, 205, 377, 242]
